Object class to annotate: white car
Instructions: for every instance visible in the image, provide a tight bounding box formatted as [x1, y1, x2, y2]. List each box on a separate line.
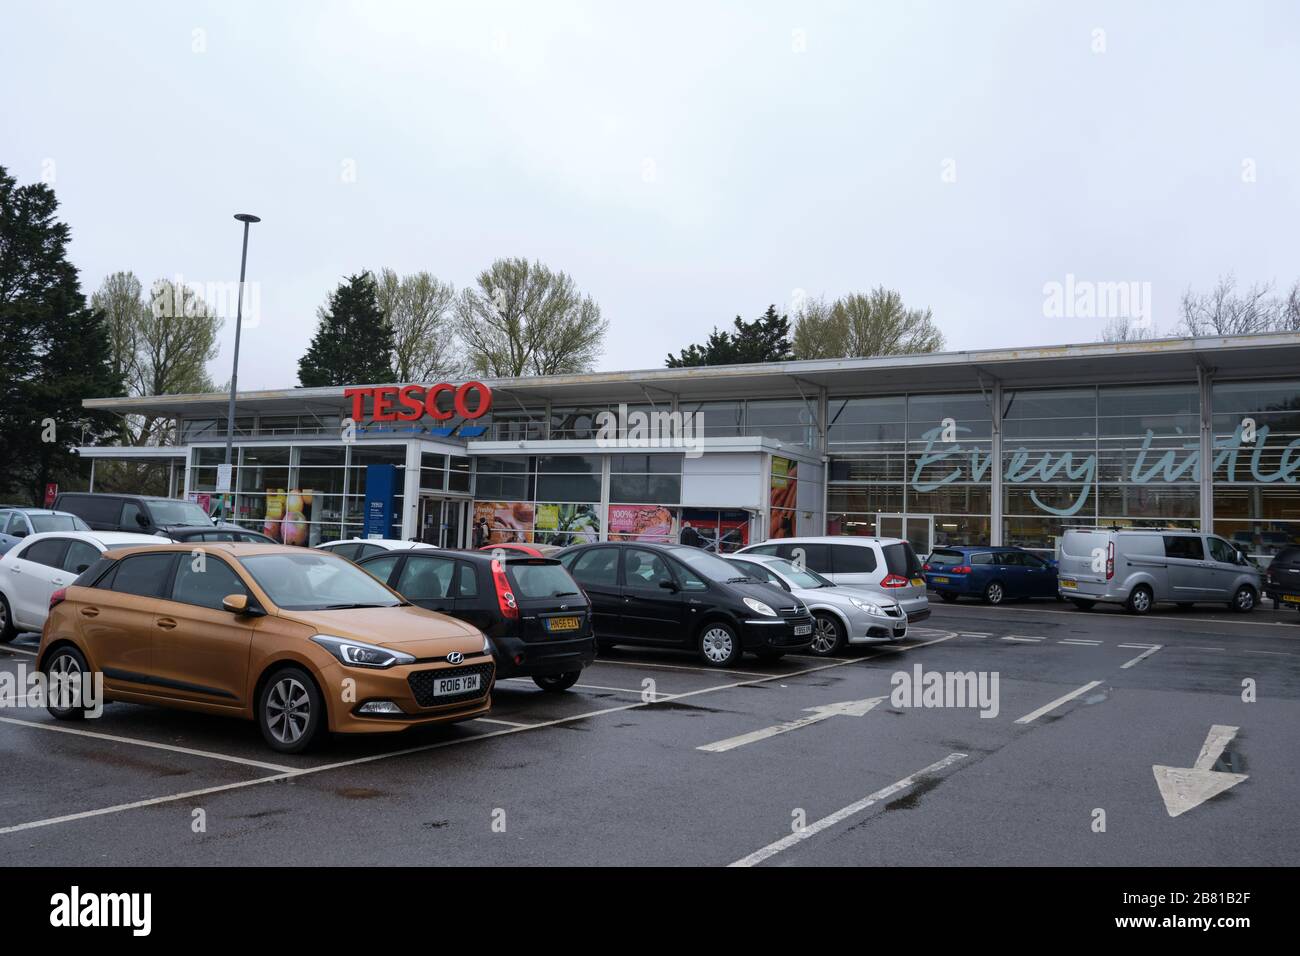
[727, 553, 908, 655]
[314, 538, 437, 562]
[0, 530, 159, 641]
[738, 536, 931, 622]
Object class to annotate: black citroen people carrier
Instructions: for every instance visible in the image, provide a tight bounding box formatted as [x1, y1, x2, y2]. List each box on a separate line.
[555, 541, 814, 666]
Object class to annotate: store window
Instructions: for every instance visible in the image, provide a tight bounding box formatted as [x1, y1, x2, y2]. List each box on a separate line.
[1212, 378, 1300, 564]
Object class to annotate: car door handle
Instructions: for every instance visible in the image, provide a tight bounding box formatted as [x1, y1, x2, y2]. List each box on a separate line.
[79, 608, 98, 617]
[156, 618, 178, 629]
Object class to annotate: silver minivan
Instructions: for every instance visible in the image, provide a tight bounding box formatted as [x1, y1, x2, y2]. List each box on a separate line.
[737, 536, 931, 622]
[1057, 528, 1262, 614]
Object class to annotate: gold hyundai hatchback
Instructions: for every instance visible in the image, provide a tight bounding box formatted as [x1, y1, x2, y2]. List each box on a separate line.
[37, 543, 495, 752]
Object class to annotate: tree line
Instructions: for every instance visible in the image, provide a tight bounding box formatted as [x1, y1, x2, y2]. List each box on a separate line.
[297, 259, 609, 386]
[1102, 275, 1300, 343]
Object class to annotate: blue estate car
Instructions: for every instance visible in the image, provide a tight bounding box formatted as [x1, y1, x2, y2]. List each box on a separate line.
[923, 546, 1059, 605]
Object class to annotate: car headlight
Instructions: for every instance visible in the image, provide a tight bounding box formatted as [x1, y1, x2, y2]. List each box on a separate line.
[482, 634, 492, 654]
[850, 597, 887, 616]
[744, 597, 777, 617]
[311, 634, 415, 669]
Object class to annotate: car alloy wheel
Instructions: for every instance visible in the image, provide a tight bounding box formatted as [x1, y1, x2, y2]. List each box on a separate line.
[810, 614, 844, 656]
[984, 582, 1004, 605]
[45, 646, 89, 720]
[700, 625, 737, 666]
[1127, 586, 1152, 614]
[265, 676, 312, 746]
[1233, 587, 1256, 612]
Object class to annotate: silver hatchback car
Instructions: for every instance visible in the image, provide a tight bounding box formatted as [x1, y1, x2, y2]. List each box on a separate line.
[726, 554, 908, 656]
[737, 536, 931, 622]
[1057, 528, 1262, 614]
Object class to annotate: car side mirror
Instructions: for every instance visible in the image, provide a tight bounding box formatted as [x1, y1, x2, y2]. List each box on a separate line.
[136, 514, 149, 528]
[659, 579, 679, 592]
[12, 529, 26, 539]
[74, 564, 90, 574]
[222, 593, 250, 614]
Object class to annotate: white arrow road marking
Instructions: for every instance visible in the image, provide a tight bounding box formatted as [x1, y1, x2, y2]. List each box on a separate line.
[1153, 724, 1248, 817]
[697, 697, 885, 753]
[729, 753, 968, 867]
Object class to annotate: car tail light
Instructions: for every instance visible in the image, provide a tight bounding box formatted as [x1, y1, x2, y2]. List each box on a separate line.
[49, 588, 67, 610]
[1106, 542, 1115, 581]
[950, 565, 973, 574]
[491, 559, 519, 620]
[881, 573, 909, 588]
[922, 563, 931, 572]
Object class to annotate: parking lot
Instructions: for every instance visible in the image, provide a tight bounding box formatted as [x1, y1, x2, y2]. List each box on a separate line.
[2, 599, 1298, 867]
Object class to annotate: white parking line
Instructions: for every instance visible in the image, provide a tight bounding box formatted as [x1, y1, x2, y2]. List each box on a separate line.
[470, 717, 537, 729]
[931, 602, 1297, 630]
[500, 676, 657, 698]
[958, 632, 992, 638]
[1014, 680, 1104, 724]
[1120, 645, 1163, 669]
[1, 646, 37, 657]
[590, 659, 770, 678]
[1059, 639, 1102, 646]
[0, 632, 961, 837]
[728, 753, 968, 867]
[0, 715, 294, 773]
[1117, 643, 1159, 649]
[1002, 636, 1043, 643]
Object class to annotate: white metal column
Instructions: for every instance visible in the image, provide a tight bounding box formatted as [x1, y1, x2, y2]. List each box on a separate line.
[990, 380, 1004, 545]
[1198, 366, 1214, 533]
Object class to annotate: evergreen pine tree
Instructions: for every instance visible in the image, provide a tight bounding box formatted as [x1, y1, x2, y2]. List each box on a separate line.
[298, 272, 396, 386]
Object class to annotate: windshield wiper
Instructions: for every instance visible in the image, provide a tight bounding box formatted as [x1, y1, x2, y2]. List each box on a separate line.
[552, 591, 579, 597]
[726, 576, 753, 583]
[319, 603, 396, 610]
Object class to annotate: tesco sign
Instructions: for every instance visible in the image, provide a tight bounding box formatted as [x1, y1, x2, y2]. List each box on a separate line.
[343, 382, 493, 423]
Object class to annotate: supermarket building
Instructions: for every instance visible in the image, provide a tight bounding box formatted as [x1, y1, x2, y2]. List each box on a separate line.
[78, 333, 1300, 562]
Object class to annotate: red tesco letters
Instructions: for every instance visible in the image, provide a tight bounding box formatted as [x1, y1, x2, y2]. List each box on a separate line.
[342, 382, 492, 423]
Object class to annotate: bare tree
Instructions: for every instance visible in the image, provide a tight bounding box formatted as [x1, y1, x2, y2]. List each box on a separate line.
[376, 268, 459, 381]
[134, 279, 221, 442]
[792, 287, 944, 359]
[1176, 274, 1286, 337]
[455, 258, 607, 377]
[1100, 316, 1159, 342]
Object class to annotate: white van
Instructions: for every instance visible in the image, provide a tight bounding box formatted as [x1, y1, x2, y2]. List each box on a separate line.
[1057, 528, 1262, 614]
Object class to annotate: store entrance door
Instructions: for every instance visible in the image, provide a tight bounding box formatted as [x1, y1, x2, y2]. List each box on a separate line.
[875, 514, 934, 559]
[420, 497, 468, 548]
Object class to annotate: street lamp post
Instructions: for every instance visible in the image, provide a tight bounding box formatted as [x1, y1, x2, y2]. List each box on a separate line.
[220, 213, 261, 521]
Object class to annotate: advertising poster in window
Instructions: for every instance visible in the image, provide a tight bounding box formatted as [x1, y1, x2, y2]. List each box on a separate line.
[262, 489, 315, 546]
[770, 457, 798, 539]
[608, 505, 678, 542]
[472, 501, 534, 545]
[534, 503, 600, 546]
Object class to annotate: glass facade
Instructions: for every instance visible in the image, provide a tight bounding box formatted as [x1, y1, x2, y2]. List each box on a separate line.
[1211, 379, 1300, 562]
[170, 369, 1300, 564]
[827, 392, 993, 547]
[189, 442, 406, 545]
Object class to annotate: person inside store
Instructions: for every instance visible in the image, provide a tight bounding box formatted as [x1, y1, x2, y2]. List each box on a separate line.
[679, 521, 703, 547]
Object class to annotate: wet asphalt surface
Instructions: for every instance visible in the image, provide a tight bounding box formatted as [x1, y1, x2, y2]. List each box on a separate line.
[1, 597, 1297, 866]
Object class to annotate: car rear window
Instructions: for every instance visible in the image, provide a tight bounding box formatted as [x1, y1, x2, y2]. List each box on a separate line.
[508, 561, 582, 599]
[30, 514, 87, 533]
[1273, 547, 1300, 566]
[19, 538, 69, 568]
[883, 542, 921, 576]
[830, 544, 877, 574]
[1060, 529, 1106, 558]
[104, 552, 177, 597]
[927, 549, 965, 566]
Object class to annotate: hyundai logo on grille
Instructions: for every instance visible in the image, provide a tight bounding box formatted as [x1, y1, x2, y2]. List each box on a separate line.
[446, 652, 464, 665]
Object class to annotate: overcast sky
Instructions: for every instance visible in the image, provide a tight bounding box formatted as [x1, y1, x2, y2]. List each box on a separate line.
[4, 0, 1298, 391]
